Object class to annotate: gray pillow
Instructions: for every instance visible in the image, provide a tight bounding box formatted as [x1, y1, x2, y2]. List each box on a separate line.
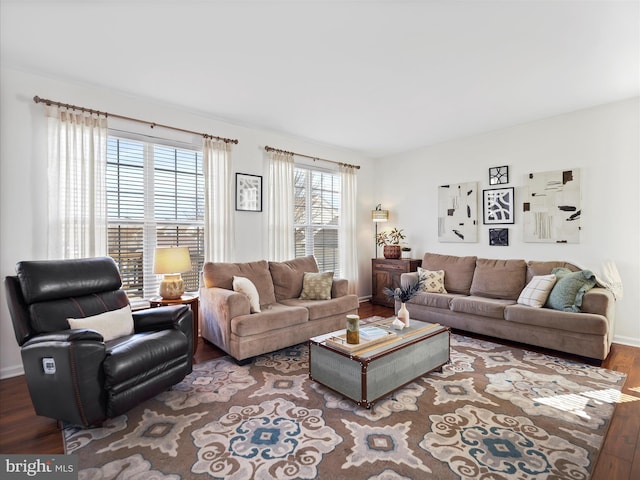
[546, 267, 596, 312]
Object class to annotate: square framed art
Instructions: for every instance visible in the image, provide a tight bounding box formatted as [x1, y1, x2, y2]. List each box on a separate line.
[483, 187, 514, 224]
[235, 173, 262, 212]
[489, 166, 509, 185]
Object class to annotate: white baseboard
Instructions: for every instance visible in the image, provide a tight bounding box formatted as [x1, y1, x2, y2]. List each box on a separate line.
[612, 335, 640, 348]
[0, 364, 24, 380]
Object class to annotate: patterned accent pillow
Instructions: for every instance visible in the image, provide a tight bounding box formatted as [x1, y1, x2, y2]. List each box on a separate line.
[418, 267, 448, 294]
[67, 305, 134, 342]
[299, 271, 334, 300]
[517, 274, 557, 308]
[233, 276, 261, 313]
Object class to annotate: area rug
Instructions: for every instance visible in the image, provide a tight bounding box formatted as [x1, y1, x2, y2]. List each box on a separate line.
[64, 332, 626, 480]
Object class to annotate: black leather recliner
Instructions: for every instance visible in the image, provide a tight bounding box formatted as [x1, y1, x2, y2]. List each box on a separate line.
[4, 256, 193, 427]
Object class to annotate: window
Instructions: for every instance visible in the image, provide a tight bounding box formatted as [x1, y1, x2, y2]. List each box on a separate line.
[294, 166, 341, 276]
[107, 136, 204, 299]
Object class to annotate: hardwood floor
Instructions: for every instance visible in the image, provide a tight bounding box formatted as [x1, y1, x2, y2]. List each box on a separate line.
[1, 302, 638, 480]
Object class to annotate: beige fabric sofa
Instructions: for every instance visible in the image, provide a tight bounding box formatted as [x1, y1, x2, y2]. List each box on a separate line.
[400, 252, 615, 361]
[200, 255, 359, 362]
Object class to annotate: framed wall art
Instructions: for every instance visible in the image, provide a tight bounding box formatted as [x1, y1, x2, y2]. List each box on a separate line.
[489, 228, 509, 246]
[438, 181, 478, 242]
[522, 168, 581, 243]
[235, 173, 262, 212]
[489, 165, 509, 185]
[483, 187, 515, 224]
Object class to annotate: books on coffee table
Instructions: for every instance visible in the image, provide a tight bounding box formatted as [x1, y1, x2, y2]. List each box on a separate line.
[324, 327, 397, 354]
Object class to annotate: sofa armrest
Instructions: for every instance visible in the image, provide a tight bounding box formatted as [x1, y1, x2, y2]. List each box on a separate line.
[199, 287, 251, 353]
[401, 272, 420, 289]
[331, 278, 349, 298]
[581, 287, 615, 318]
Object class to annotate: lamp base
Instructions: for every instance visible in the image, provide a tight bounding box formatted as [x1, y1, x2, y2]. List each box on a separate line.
[159, 274, 184, 300]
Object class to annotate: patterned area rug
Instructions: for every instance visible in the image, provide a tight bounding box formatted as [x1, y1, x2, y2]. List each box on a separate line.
[64, 333, 626, 480]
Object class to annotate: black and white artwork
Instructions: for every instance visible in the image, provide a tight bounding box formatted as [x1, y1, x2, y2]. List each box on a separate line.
[489, 228, 509, 246]
[483, 187, 515, 224]
[235, 173, 262, 212]
[438, 181, 478, 243]
[522, 169, 581, 243]
[489, 166, 509, 185]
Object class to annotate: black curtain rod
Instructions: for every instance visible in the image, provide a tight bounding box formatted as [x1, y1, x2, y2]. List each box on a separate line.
[264, 145, 360, 170]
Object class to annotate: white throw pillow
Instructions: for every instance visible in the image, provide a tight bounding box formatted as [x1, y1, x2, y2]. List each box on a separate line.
[233, 276, 261, 313]
[67, 305, 134, 342]
[418, 267, 448, 294]
[517, 274, 557, 308]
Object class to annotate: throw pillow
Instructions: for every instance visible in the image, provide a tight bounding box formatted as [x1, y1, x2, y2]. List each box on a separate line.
[517, 274, 557, 308]
[67, 305, 134, 342]
[299, 271, 334, 300]
[233, 276, 261, 313]
[418, 267, 448, 294]
[546, 268, 597, 312]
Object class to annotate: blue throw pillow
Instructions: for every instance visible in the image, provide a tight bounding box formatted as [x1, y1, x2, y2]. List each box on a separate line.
[545, 267, 596, 312]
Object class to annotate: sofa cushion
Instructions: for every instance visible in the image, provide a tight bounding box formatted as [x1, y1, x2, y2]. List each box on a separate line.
[417, 267, 447, 293]
[450, 296, 516, 319]
[232, 276, 261, 313]
[421, 253, 477, 295]
[470, 258, 526, 300]
[67, 305, 134, 342]
[299, 271, 334, 300]
[504, 304, 607, 335]
[231, 303, 308, 337]
[269, 255, 319, 301]
[517, 274, 557, 308]
[526, 261, 579, 283]
[281, 294, 358, 321]
[407, 291, 461, 310]
[546, 268, 597, 312]
[202, 260, 276, 306]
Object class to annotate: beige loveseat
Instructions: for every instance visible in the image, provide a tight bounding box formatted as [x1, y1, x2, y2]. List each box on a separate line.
[400, 253, 616, 361]
[199, 255, 359, 362]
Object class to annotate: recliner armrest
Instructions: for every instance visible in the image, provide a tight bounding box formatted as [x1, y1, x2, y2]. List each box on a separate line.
[23, 329, 104, 346]
[133, 305, 190, 332]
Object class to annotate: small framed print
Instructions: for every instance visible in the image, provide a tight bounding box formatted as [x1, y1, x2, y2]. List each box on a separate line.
[483, 187, 515, 224]
[489, 228, 509, 246]
[489, 165, 509, 185]
[235, 173, 262, 212]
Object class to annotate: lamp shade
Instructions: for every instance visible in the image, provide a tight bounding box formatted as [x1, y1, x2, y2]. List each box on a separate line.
[153, 247, 192, 274]
[371, 209, 389, 222]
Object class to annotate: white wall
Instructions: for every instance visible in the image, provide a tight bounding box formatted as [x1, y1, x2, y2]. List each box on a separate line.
[373, 97, 640, 348]
[0, 67, 376, 378]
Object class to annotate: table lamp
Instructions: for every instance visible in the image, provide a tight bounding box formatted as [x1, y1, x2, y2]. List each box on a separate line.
[153, 246, 192, 300]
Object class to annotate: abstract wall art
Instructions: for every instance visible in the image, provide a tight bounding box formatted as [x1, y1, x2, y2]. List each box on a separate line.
[483, 187, 515, 224]
[438, 181, 478, 242]
[489, 228, 509, 246]
[236, 173, 262, 212]
[522, 169, 581, 243]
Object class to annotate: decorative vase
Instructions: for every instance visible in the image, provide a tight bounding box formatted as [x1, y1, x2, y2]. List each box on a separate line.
[397, 302, 410, 326]
[383, 245, 401, 259]
[346, 314, 360, 344]
[401, 249, 411, 259]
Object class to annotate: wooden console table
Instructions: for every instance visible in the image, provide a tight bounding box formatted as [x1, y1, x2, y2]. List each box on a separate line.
[371, 258, 421, 307]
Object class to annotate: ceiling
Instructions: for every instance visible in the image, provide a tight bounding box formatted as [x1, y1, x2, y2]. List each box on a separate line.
[1, 0, 638, 158]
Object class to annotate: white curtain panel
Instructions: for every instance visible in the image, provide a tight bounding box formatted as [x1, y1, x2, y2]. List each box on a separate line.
[203, 138, 234, 262]
[267, 150, 294, 261]
[47, 107, 108, 259]
[339, 164, 359, 294]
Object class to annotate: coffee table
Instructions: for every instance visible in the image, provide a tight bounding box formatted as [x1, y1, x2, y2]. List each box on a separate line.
[309, 317, 450, 408]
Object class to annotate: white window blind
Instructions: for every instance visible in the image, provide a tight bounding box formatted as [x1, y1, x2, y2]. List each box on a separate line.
[294, 166, 341, 276]
[107, 136, 204, 299]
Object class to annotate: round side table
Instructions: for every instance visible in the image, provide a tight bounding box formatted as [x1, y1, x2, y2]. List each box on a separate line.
[149, 293, 199, 355]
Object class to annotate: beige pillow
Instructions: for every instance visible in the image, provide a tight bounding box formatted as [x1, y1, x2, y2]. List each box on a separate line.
[517, 274, 557, 308]
[233, 276, 261, 313]
[67, 305, 134, 341]
[418, 267, 448, 293]
[299, 271, 333, 300]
